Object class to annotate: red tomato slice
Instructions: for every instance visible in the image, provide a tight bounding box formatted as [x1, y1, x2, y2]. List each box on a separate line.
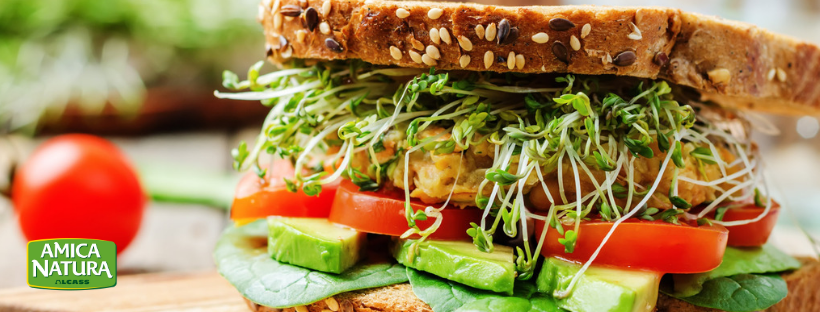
[329, 179, 482, 240]
[534, 217, 728, 273]
[704, 202, 780, 247]
[231, 160, 338, 222]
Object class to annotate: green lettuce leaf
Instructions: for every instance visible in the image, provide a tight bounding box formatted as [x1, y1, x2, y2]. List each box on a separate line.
[407, 268, 566, 312]
[675, 274, 788, 312]
[214, 220, 408, 308]
[668, 244, 800, 297]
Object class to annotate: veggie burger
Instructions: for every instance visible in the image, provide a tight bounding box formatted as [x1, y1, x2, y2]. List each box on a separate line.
[214, 1, 820, 311]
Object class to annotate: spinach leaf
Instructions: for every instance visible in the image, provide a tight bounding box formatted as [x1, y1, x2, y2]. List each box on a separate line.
[676, 274, 788, 312]
[667, 244, 800, 297]
[214, 220, 408, 308]
[406, 268, 565, 312]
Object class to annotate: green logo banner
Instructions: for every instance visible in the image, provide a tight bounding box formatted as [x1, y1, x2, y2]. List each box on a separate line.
[27, 239, 117, 290]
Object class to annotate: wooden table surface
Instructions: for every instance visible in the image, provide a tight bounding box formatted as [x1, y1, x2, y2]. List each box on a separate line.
[0, 272, 249, 312]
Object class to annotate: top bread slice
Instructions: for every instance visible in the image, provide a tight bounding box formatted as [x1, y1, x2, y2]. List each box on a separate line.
[258, 0, 820, 116]
[243, 257, 820, 312]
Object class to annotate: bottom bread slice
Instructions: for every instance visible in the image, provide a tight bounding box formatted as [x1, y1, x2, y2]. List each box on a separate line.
[244, 258, 820, 312]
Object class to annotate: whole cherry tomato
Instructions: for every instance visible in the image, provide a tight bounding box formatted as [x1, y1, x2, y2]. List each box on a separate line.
[12, 134, 145, 254]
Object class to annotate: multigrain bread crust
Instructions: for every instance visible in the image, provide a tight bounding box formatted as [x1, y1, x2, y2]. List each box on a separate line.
[259, 0, 820, 116]
[243, 258, 820, 312]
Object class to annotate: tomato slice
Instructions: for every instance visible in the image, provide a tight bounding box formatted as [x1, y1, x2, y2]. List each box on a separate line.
[704, 202, 780, 247]
[231, 160, 338, 222]
[329, 179, 482, 240]
[534, 217, 728, 273]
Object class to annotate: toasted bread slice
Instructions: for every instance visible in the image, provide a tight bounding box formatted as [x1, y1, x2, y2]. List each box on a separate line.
[258, 0, 820, 115]
[243, 257, 820, 312]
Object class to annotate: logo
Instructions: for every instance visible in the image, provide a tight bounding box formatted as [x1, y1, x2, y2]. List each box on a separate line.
[27, 239, 117, 290]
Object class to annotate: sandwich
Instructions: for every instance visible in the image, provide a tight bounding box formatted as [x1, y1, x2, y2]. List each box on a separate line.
[213, 1, 820, 311]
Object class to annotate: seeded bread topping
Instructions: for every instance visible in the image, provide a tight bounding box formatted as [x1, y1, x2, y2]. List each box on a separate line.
[261, 0, 677, 76]
[259, 0, 820, 115]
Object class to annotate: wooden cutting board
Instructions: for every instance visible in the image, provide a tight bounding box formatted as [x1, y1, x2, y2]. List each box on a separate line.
[0, 272, 249, 312]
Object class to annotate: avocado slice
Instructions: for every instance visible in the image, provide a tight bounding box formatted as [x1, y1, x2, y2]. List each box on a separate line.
[392, 239, 516, 294]
[267, 217, 366, 274]
[536, 257, 661, 312]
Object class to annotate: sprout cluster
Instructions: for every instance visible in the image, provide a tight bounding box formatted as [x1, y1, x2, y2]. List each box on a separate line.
[218, 60, 765, 287]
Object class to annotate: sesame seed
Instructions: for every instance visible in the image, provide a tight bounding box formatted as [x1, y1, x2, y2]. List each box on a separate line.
[320, 22, 331, 34]
[422, 54, 437, 66]
[273, 13, 283, 31]
[475, 25, 485, 40]
[428, 8, 443, 19]
[281, 46, 293, 58]
[707, 68, 731, 85]
[411, 38, 424, 50]
[457, 36, 473, 51]
[628, 22, 642, 40]
[767, 68, 777, 81]
[325, 297, 340, 311]
[532, 32, 549, 44]
[430, 28, 441, 44]
[390, 46, 402, 60]
[274, 35, 287, 50]
[409, 50, 423, 63]
[570, 35, 581, 51]
[541, 65, 546, 71]
[322, 0, 332, 16]
[581, 23, 591, 38]
[777, 68, 787, 82]
[484, 51, 494, 69]
[459, 55, 471, 68]
[426, 45, 441, 60]
[295, 305, 308, 312]
[635, 8, 645, 25]
[515, 54, 525, 69]
[439, 28, 452, 44]
[485, 22, 497, 41]
[396, 8, 410, 19]
[296, 30, 307, 43]
[507, 52, 515, 70]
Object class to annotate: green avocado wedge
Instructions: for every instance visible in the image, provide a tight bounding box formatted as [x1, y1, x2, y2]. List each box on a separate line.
[268, 217, 366, 274]
[406, 267, 566, 312]
[393, 239, 516, 294]
[214, 220, 408, 308]
[536, 257, 661, 312]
